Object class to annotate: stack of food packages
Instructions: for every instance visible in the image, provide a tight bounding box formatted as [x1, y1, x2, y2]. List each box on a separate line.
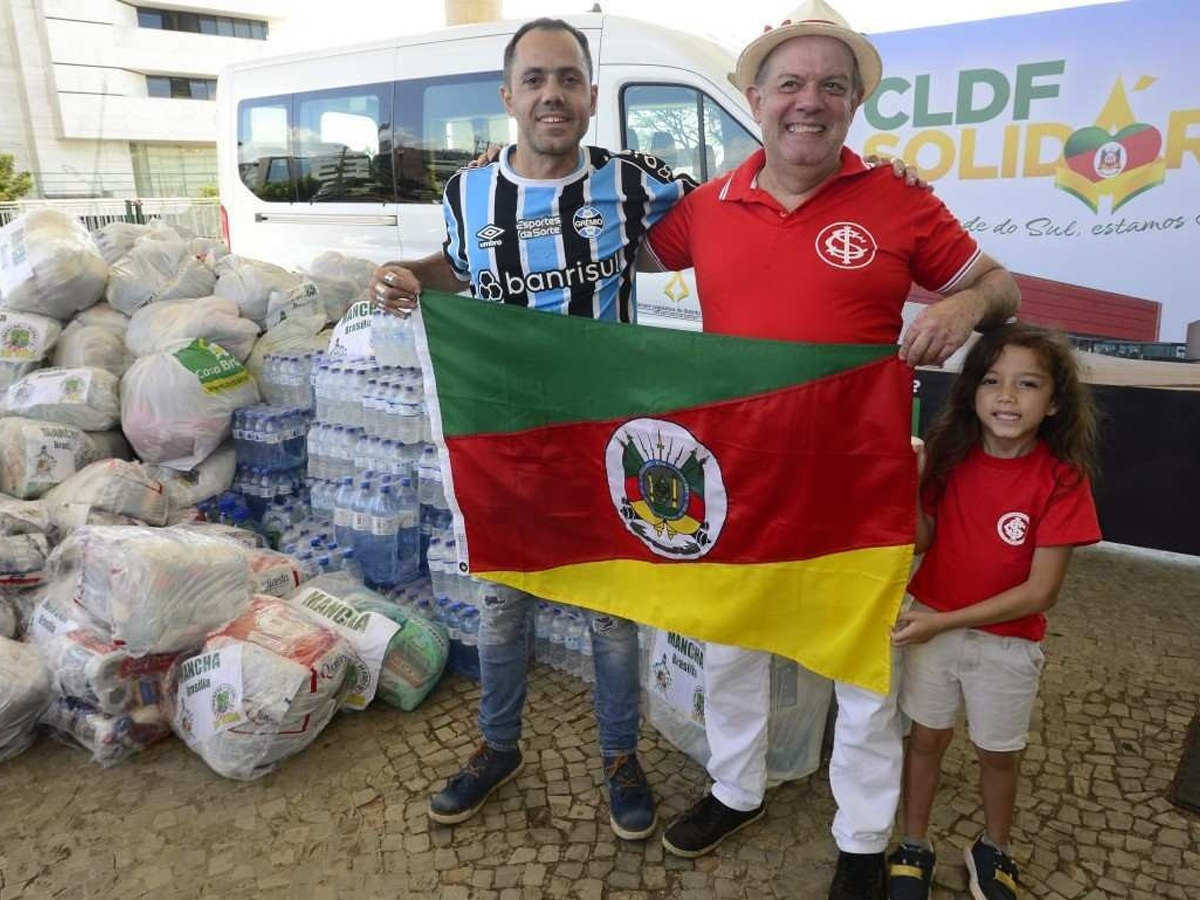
[0, 210, 447, 779]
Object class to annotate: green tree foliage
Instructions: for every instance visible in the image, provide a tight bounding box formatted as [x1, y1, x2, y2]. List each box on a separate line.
[0, 154, 34, 201]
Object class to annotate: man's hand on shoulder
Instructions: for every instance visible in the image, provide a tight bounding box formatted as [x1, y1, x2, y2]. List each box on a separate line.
[899, 293, 985, 366]
[865, 154, 932, 191]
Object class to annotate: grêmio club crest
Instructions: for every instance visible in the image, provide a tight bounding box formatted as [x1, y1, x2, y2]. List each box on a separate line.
[604, 418, 727, 559]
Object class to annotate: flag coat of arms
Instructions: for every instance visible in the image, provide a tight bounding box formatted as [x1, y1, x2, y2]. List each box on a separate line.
[414, 291, 916, 693]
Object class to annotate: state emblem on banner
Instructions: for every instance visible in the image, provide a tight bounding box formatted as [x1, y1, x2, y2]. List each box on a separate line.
[1055, 77, 1167, 212]
[605, 418, 727, 559]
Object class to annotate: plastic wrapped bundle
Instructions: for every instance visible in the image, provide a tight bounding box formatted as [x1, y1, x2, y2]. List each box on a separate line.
[41, 694, 170, 767]
[91, 222, 155, 266]
[167, 596, 356, 780]
[45, 628, 175, 715]
[2, 366, 120, 431]
[0, 636, 52, 763]
[74, 302, 130, 334]
[147, 444, 236, 515]
[105, 240, 215, 315]
[0, 417, 100, 499]
[42, 459, 169, 527]
[0, 533, 51, 584]
[125, 296, 259, 362]
[52, 322, 134, 378]
[0, 495, 51, 535]
[0, 209, 107, 321]
[120, 337, 261, 470]
[45, 525, 252, 656]
[0, 309, 63, 366]
[213, 255, 304, 328]
[244, 313, 329, 386]
[246, 549, 302, 599]
[291, 573, 448, 712]
[85, 429, 133, 462]
[298, 251, 374, 323]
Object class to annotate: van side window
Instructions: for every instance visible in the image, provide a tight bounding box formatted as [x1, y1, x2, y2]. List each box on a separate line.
[394, 71, 512, 203]
[622, 84, 759, 182]
[294, 82, 394, 203]
[238, 96, 293, 201]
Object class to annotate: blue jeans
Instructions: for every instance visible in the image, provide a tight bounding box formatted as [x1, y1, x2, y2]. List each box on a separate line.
[477, 587, 640, 757]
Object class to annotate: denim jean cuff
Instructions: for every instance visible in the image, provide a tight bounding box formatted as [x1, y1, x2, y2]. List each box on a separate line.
[483, 737, 521, 753]
[599, 745, 639, 759]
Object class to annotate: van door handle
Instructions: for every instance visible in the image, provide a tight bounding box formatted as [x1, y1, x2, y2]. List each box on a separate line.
[254, 212, 398, 226]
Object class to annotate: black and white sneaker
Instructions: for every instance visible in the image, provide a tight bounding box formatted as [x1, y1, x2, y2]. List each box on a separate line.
[828, 850, 885, 900]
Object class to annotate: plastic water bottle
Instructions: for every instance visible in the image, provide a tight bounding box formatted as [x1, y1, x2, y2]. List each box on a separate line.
[459, 608, 480, 680]
[350, 478, 373, 559]
[261, 497, 291, 548]
[395, 476, 421, 584]
[364, 483, 401, 587]
[396, 387, 423, 446]
[534, 602, 552, 663]
[580, 626, 595, 684]
[548, 607, 566, 671]
[564, 611, 584, 679]
[333, 476, 356, 548]
[445, 602, 464, 674]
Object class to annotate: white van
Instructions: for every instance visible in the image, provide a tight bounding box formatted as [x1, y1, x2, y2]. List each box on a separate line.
[216, 13, 762, 330]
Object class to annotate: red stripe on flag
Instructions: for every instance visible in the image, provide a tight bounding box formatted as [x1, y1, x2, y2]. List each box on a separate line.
[447, 357, 914, 572]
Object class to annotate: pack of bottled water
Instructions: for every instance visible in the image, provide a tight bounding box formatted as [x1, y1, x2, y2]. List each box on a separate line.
[533, 601, 594, 684]
[371, 308, 420, 368]
[232, 405, 309, 472]
[260, 351, 322, 410]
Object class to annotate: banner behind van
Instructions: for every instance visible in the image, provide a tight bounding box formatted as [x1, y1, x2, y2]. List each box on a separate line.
[848, 0, 1199, 342]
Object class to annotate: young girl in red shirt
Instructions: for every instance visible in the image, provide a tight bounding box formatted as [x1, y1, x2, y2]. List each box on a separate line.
[886, 322, 1101, 900]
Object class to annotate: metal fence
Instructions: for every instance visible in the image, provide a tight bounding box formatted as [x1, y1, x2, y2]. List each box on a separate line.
[0, 197, 221, 239]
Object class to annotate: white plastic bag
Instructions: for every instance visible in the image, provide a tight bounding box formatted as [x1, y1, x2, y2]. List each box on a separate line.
[0, 636, 52, 762]
[0, 209, 107, 321]
[45, 525, 252, 656]
[42, 459, 168, 527]
[213, 255, 304, 327]
[147, 443, 237, 514]
[2, 366, 121, 431]
[85, 429, 133, 462]
[298, 251, 375, 323]
[0, 417, 100, 499]
[105, 240, 215, 315]
[0, 533, 50, 578]
[91, 222, 154, 266]
[0, 495, 50, 536]
[126, 296, 259, 362]
[52, 322, 134, 378]
[120, 338, 261, 470]
[0, 309, 62, 364]
[167, 596, 355, 780]
[73, 302, 130, 334]
[643, 630, 833, 784]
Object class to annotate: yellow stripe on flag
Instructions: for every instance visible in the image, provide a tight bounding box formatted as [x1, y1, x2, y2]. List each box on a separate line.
[483, 543, 913, 695]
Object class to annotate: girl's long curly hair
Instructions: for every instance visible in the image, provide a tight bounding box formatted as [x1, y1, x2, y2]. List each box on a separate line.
[922, 322, 1100, 502]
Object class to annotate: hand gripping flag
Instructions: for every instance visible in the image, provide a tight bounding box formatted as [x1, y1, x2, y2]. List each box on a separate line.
[414, 291, 916, 694]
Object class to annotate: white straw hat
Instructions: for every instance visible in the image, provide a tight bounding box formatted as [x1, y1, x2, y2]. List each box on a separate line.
[734, 0, 882, 97]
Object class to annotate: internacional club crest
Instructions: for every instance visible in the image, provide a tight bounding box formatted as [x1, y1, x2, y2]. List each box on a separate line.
[605, 418, 727, 559]
[996, 511, 1031, 547]
[815, 221, 877, 270]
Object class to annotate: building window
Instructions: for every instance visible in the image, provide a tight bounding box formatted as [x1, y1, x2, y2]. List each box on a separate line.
[147, 76, 217, 100]
[137, 8, 268, 40]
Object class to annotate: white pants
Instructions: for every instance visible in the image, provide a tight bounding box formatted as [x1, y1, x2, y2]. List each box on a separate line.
[703, 641, 903, 854]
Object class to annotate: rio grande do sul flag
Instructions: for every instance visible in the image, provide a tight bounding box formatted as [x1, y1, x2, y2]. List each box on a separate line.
[414, 291, 916, 693]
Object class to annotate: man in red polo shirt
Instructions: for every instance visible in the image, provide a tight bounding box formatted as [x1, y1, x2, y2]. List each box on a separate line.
[645, 3, 1019, 899]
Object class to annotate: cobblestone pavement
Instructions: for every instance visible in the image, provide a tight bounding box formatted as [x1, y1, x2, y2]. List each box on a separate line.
[2, 543, 1198, 900]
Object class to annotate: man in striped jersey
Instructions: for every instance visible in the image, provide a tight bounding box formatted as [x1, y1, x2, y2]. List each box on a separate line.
[371, 17, 695, 842]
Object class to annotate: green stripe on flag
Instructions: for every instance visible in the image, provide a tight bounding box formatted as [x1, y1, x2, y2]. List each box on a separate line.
[419, 290, 897, 437]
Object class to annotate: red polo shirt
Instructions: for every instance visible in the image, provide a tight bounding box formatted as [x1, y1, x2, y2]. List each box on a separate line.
[647, 147, 981, 343]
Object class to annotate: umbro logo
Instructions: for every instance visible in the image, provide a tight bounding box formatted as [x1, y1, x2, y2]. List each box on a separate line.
[476, 224, 505, 249]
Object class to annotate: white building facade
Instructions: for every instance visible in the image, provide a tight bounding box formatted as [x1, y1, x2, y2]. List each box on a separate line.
[0, 0, 292, 198]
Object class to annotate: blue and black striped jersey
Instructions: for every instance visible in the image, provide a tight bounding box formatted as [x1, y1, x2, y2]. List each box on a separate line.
[442, 145, 696, 323]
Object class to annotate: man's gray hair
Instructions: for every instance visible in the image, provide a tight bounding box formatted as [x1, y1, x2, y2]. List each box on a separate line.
[753, 39, 863, 101]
